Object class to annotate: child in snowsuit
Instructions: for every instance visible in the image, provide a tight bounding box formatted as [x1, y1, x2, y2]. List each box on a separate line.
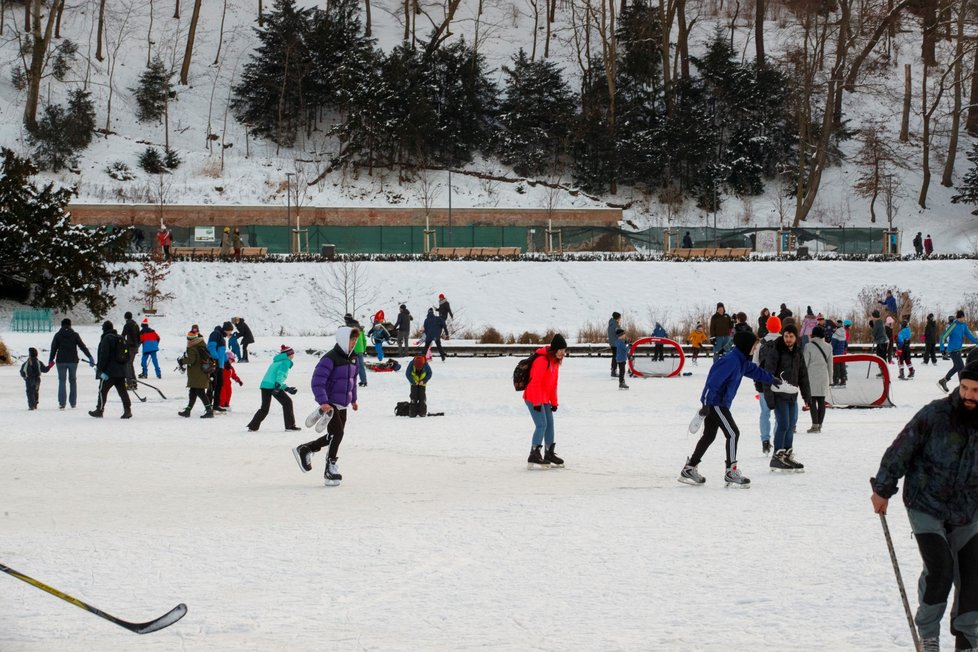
[896, 320, 915, 380]
[20, 347, 49, 410]
[293, 326, 360, 486]
[614, 328, 630, 389]
[138, 319, 162, 379]
[406, 355, 433, 417]
[687, 323, 708, 364]
[246, 345, 299, 432]
[369, 320, 391, 361]
[218, 352, 243, 410]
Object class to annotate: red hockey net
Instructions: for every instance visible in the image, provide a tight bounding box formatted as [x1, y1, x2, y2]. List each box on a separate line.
[828, 354, 893, 408]
[628, 337, 686, 378]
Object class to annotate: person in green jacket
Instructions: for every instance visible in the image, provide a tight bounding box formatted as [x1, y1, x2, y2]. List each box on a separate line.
[178, 332, 214, 418]
[345, 313, 368, 387]
[246, 345, 301, 431]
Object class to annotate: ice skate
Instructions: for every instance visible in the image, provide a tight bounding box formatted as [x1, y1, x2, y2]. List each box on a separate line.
[178, 408, 191, 417]
[304, 407, 325, 428]
[688, 406, 707, 434]
[724, 465, 750, 488]
[678, 458, 705, 485]
[784, 448, 805, 472]
[770, 450, 794, 472]
[939, 378, 950, 393]
[544, 443, 564, 468]
[293, 445, 313, 473]
[324, 459, 342, 486]
[527, 445, 551, 470]
[619, 381, 629, 390]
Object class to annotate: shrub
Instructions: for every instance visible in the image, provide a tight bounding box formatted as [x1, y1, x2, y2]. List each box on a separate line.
[0, 339, 11, 365]
[479, 326, 505, 344]
[105, 161, 136, 181]
[29, 89, 96, 172]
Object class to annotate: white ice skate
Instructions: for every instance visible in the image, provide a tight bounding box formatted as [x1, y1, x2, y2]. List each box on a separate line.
[688, 406, 708, 434]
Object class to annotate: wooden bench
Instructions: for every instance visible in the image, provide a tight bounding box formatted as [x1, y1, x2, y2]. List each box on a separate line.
[171, 246, 268, 258]
[667, 247, 751, 259]
[428, 246, 521, 258]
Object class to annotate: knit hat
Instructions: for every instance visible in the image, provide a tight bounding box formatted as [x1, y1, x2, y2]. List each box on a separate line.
[61, 318, 71, 327]
[843, 320, 852, 327]
[765, 315, 782, 334]
[716, 302, 725, 310]
[187, 331, 201, 340]
[227, 352, 236, 363]
[816, 313, 824, 320]
[102, 320, 114, 333]
[885, 316, 895, 326]
[413, 355, 426, 370]
[224, 227, 230, 232]
[615, 328, 625, 336]
[142, 318, 149, 324]
[959, 361, 978, 383]
[872, 309, 881, 318]
[280, 345, 294, 356]
[439, 294, 445, 299]
[612, 312, 621, 320]
[550, 333, 568, 351]
[733, 331, 757, 357]
[782, 323, 799, 336]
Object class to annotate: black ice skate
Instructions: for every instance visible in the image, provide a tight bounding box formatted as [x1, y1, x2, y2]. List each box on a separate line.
[178, 408, 191, 418]
[527, 445, 551, 470]
[325, 459, 342, 486]
[770, 450, 794, 472]
[678, 458, 705, 485]
[938, 378, 950, 393]
[619, 381, 629, 390]
[783, 448, 805, 472]
[724, 465, 750, 488]
[544, 443, 564, 468]
[293, 445, 313, 473]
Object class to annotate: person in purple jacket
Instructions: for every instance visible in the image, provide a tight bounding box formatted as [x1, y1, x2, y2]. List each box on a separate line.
[292, 326, 360, 486]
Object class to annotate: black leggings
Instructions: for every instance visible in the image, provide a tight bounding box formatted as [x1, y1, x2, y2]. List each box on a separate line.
[617, 361, 626, 382]
[303, 407, 348, 461]
[246, 388, 296, 430]
[809, 396, 826, 426]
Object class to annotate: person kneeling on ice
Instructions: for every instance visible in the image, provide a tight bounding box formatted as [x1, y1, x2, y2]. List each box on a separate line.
[524, 334, 567, 469]
[293, 326, 360, 486]
[680, 331, 779, 487]
[871, 361, 978, 652]
[245, 345, 300, 432]
[406, 355, 432, 417]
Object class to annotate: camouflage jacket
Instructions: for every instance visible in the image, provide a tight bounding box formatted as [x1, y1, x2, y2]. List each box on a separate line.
[874, 389, 978, 525]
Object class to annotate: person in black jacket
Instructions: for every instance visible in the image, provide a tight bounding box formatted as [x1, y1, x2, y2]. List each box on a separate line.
[20, 347, 50, 410]
[436, 293, 453, 323]
[759, 323, 811, 471]
[48, 318, 94, 409]
[232, 316, 255, 362]
[924, 313, 939, 365]
[121, 311, 141, 389]
[872, 362, 978, 652]
[90, 321, 132, 418]
[394, 305, 413, 357]
[422, 308, 449, 362]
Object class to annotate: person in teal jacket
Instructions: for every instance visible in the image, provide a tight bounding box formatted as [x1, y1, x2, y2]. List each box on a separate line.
[246, 345, 301, 431]
[939, 311, 978, 393]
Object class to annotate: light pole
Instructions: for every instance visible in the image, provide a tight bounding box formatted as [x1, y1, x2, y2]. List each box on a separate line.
[286, 172, 294, 254]
[447, 168, 452, 246]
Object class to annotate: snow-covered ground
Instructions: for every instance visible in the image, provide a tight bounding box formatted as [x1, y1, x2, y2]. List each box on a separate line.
[2, 259, 976, 650]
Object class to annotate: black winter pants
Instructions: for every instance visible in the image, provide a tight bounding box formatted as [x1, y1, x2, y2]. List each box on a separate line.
[208, 370, 225, 407]
[689, 405, 739, 468]
[422, 337, 446, 361]
[98, 377, 132, 412]
[409, 385, 427, 417]
[303, 407, 348, 461]
[925, 340, 938, 364]
[186, 387, 209, 410]
[246, 388, 296, 430]
[25, 379, 40, 409]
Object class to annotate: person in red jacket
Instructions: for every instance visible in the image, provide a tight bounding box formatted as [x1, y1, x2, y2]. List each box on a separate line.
[523, 333, 567, 469]
[157, 226, 172, 260]
[218, 352, 243, 410]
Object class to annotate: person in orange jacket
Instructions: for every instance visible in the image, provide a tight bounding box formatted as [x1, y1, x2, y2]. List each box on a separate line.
[218, 352, 244, 410]
[687, 323, 709, 364]
[523, 334, 567, 469]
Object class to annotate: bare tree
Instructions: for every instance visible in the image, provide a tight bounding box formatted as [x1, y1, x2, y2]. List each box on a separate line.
[941, 0, 971, 187]
[423, 0, 463, 56]
[213, 0, 228, 65]
[314, 262, 378, 325]
[173, 0, 179, 19]
[53, 0, 65, 39]
[95, 0, 106, 61]
[146, 0, 154, 67]
[179, 0, 202, 85]
[103, 0, 136, 134]
[22, 0, 59, 130]
[853, 123, 905, 223]
[364, 0, 372, 36]
[258, 0, 264, 27]
[755, 0, 765, 67]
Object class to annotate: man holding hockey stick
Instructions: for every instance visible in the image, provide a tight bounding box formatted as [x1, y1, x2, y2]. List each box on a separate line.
[872, 361, 978, 652]
[680, 331, 779, 487]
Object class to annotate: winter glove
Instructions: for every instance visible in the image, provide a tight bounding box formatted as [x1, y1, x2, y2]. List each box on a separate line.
[550, 406, 558, 412]
[48, 361, 55, 369]
[99, 372, 109, 381]
[87, 358, 95, 367]
[285, 387, 297, 395]
[235, 379, 243, 386]
[274, 382, 281, 390]
[698, 405, 708, 417]
[532, 405, 542, 412]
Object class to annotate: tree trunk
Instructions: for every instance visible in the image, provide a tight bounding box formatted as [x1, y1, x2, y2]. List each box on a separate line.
[423, 0, 462, 57]
[677, 0, 689, 80]
[24, 0, 29, 32]
[922, 0, 938, 66]
[403, 0, 409, 41]
[941, 0, 966, 187]
[364, 0, 371, 36]
[54, 0, 65, 39]
[919, 65, 931, 208]
[755, 0, 764, 67]
[147, 0, 154, 67]
[24, 0, 58, 131]
[173, 0, 179, 19]
[900, 63, 911, 141]
[213, 0, 227, 65]
[545, 0, 556, 58]
[968, 40, 978, 135]
[258, 0, 263, 27]
[659, 0, 674, 115]
[96, 0, 106, 61]
[179, 0, 202, 85]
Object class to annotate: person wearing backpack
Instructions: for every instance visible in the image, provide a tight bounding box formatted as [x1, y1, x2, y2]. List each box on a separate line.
[523, 334, 568, 469]
[89, 321, 132, 419]
[177, 332, 215, 418]
[121, 311, 141, 390]
[208, 322, 233, 412]
[20, 347, 50, 410]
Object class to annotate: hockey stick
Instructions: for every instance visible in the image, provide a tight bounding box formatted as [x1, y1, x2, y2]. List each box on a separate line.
[131, 389, 148, 403]
[0, 562, 187, 635]
[137, 380, 167, 400]
[870, 479, 923, 652]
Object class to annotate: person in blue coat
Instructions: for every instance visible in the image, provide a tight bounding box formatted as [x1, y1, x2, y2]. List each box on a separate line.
[607, 312, 622, 377]
[652, 321, 668, 361]
[422, 308, 449, 362]
[208, 322, 233, 412]
[879, 290, 898, 316]
[939, 310, 978, 393]
[614, 328, 630, 389]
[405, 355, 433, 417]
[896, 320, 915, 380]
[679, 331, 779, 487]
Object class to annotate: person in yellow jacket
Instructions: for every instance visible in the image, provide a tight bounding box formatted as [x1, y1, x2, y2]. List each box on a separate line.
[687, 323, 709, 364]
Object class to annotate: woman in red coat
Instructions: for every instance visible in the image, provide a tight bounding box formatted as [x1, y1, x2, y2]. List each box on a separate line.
[523, 334, 568, 468]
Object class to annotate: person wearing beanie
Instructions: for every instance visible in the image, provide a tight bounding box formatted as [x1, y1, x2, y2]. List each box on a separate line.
[121, 311, 141, 390]
[422, 308, 449, 363]
[687, 322, 709, 365]
[48, 317, 94, 409]
[777, 303, 793, 322]
[218, 352, 243, 411]
[90, 321, 133, 419]
[246, 345, 300, 432]
[20, 346, 50, 410]
[709, 302, 733, 357]
[405, 354, 433, 417]
[295, 326, 361, 486]
[924, 313, 939, 365]
[436, 293, 453, 323]
[938, 310, 978, 393]
[895, 319, 915, 381]
[394, 304, 414, 357]
[759, 323, 811, 471]
[872, 361, 978, 651]
[803, 325, 833, 433]
[870, 310, 889, 360]
[523, 334, 568, 468]
[753, 315, 784, 454]
[680, 331, 779, 488]
[138, 319, 162, 379]
[231, 317, 255, 363]
[207, 323, 235, 411]
[607, 312, 622, 377]
[178, 331, 215, 418]
[613, 328, 630, 389]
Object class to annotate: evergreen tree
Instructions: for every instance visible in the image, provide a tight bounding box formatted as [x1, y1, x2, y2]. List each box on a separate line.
[28, 89, 96, 172]
[139, 147, 167, 174]
[305, 0, 379, 114]
[0, 149, 134, 318]
[132, 57, 174, 123]
[952, 141, 978, 209]
[495, 49, 576, 177]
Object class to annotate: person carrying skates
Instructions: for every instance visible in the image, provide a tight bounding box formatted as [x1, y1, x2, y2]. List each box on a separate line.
[405, 355, 432, 417]
[294, 326, 360, 487]
[680, 331, 779, 488]
[524, 334, 568, 469]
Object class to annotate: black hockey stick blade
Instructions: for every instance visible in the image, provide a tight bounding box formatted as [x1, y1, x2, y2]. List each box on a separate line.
[131, 390, 148, 403]
[137, 380, 167, 399]
[0, 562, 188, 635]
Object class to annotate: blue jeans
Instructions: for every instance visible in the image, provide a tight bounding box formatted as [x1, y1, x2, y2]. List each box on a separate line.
[772, 397, 798, 451]
[714, 336, 732, 357]
[141, 351, 161, 377]
[356, 354, 367, 384]
[759, 392, 772, 443]
[56, 362, 78, 408]
[525, 400, 555, 447]
[946, 350, 966, 382]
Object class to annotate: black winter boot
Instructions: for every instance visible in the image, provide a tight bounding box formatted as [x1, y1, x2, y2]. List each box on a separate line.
[178, 408, 191, 418]
[88, 409, 103, 418]
[121, 409, 132, 419]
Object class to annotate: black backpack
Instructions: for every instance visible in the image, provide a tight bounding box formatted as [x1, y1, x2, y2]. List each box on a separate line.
[112, 334, 129, 365]
[394, 401, 411, 416]
[513, 352, 542, 391]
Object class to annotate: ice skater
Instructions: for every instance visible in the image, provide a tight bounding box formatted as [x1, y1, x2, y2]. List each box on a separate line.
[524, 334, 567, 469]
[246, 345, 300, 432]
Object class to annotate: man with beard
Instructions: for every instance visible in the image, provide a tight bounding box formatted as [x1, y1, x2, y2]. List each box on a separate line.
[872, 361, 978, 652]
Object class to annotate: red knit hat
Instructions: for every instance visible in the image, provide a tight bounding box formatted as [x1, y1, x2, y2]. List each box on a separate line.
[142, 318, 149, 324]
[765, 315, 782, 334]
[413, 356, 426, 370]
[439, 293, 445, 299]
[280, 344, 294, 356]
